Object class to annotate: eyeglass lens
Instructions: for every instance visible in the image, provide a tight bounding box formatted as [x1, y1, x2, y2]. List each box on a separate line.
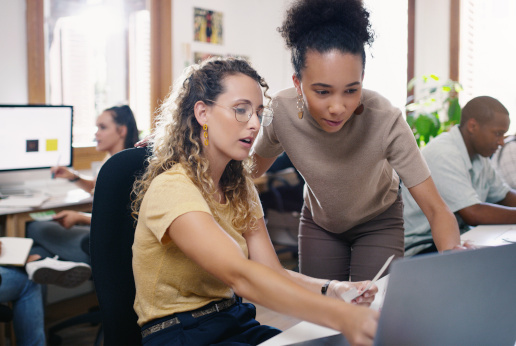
[234, 103, 273, 126]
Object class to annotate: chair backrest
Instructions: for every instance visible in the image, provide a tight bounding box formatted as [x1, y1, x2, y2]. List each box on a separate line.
[259, 153, 304, 251]
[90, 147, 150, 346]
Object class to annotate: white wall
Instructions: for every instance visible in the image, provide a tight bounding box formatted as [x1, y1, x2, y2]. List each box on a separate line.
[0, 0, 28, 104]
[172, 0, 293, 95]
[0, 0, 452, 107]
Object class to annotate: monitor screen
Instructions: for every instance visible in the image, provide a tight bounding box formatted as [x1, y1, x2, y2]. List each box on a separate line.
[0, 105, 73, 172]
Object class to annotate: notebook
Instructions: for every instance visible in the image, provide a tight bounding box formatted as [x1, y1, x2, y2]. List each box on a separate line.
[287, 243, 516, 346]
[0, 237, 33, 266]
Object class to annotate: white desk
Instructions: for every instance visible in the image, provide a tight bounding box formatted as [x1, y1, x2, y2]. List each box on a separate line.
[461, 224, 516, 246]
[259, 276, 389, 346]
[260, 225, 512, 346]
[0, 182, 92, 237]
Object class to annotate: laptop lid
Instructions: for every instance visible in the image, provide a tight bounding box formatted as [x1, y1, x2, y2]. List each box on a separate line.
[375, 243, 516, 346]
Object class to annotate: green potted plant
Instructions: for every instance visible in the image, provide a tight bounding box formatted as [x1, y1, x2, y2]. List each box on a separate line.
[405, 74, 463, 147]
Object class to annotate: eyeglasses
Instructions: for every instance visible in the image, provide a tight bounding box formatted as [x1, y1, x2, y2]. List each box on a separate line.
[206, 100, 273, 127]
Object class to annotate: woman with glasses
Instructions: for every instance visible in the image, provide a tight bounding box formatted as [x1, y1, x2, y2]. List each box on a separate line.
[253, 0, 466, 282]
[131, 57, 379, 345]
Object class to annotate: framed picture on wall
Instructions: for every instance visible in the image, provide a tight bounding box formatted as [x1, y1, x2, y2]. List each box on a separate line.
[194, 8, 223, 44]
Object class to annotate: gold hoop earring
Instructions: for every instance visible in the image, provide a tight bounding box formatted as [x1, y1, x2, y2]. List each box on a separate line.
[296, 94, 304, 119]
[203, 124, 209, 146]
[354, 99, 364, 115]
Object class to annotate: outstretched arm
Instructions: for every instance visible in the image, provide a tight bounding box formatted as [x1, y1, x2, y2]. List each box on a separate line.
[51, 166, 95, 194]
[168, 211, 379, 345]
[408, 177, 468, 251]
[244, 217, 377, 306]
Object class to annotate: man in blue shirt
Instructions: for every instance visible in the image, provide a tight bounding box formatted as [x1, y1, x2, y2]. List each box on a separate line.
[402, 96, 516, 255]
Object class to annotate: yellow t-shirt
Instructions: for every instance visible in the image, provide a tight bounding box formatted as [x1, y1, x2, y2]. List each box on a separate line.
[132, 164, 263, 326]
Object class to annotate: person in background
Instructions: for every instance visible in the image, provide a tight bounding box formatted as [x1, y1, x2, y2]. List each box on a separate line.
[0, 240, 85, 346]
[26, 105, 139, 273]
[491, 135, 516, 188]
[131, 57, 379, 346]
[0, 266, 45, 346]
[403, 96, 516, 255]
[252, 0, 465, 282]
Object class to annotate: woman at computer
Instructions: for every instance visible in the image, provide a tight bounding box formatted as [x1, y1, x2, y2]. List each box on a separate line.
[51, 105, 139, 194]
[131, 57, 379, 345]
[26, 105, 139, 265]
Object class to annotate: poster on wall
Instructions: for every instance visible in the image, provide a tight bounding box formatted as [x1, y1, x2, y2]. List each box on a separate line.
[194, 8, 223, 44]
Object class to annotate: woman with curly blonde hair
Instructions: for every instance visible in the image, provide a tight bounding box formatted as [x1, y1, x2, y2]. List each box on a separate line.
[131, 57, 379, 346]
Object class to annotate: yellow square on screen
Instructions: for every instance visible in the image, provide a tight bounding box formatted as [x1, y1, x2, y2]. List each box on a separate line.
[46, 139, 58, 151]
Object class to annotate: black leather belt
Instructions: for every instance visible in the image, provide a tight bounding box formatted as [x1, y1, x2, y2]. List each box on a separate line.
[141, 296, 237, 338]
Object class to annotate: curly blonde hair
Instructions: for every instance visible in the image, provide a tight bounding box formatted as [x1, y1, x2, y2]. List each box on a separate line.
[132, 57, 270, 233]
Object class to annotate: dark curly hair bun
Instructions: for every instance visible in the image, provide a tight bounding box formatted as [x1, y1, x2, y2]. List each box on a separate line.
[279, 0, 375, 77]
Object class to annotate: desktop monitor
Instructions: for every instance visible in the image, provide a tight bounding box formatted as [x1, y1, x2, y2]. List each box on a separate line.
[0, 105, 73, 172]
[0, 105, 73, 194]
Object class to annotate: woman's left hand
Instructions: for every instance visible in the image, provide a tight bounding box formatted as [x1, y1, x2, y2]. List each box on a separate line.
[329, 280, 378, 306]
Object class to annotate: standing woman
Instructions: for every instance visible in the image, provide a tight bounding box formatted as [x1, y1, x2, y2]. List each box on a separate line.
[131, 57, 379, 346]
[26, 105, 139, 267]
[253, 0, 464, 281]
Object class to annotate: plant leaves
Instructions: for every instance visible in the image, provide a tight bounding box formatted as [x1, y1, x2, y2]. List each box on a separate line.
[448, 98, 461, 124]
[415, 114, 437, 141]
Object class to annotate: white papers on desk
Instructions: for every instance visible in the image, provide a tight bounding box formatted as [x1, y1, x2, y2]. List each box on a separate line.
[461, 225, 516, 247]
[259, 275, 390, 346]
[0, 194, 50, 208]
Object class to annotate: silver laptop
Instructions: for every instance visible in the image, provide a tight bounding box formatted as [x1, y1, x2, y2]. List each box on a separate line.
[377, 243, 516, 345]
[289, 243, 516, 346]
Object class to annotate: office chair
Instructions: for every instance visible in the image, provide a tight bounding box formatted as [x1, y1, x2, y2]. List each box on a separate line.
[259, 153, 304, 261]
[47, 301, 101, 345]
[90, 147, 150, 346]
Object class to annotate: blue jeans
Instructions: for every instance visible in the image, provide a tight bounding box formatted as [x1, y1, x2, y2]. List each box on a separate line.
[27, 221, 90, 264]
[141, 299, 281, 345]
[0, 266, 45, 346]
